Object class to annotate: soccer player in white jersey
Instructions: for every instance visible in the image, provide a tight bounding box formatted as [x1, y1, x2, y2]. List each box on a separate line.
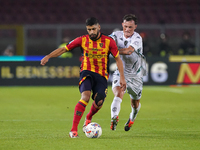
[109, 14, 147, 131]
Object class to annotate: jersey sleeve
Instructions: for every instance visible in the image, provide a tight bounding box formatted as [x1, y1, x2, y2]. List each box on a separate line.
[130, 35, 143, 54]
[109, 38, 119, 58]
[109, 32, 116, 40]
[65, 37, 82, 51]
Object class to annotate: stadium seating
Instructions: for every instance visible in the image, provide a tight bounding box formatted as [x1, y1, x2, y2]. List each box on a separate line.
[1, 0, 199, 55]
[0, 0, 200, 24]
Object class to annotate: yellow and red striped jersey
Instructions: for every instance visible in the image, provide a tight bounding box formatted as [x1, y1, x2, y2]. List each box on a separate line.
[65, 34, 119, 80]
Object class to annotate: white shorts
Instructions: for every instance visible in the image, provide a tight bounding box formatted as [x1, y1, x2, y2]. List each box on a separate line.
[112, 71, 143, 100]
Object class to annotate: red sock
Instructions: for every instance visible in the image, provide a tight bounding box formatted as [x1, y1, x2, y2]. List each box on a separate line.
[86, 101, 101, 120]
[71, 100, 88, 132]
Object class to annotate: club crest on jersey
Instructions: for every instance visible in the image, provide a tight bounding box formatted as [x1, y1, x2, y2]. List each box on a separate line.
[99, 43, 103, 48]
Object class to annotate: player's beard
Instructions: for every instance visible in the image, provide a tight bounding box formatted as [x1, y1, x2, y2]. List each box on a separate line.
[89, 30, 100, 41]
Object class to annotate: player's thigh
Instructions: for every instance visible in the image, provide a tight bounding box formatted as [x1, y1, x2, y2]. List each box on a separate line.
[112, 73, 121, 91]
[92, 76, 108, 100]
[79, 71, 93, 95]
[127, 78, 143, 100]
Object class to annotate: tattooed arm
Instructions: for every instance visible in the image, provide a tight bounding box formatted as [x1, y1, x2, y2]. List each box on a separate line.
[118, 46, 135, 55]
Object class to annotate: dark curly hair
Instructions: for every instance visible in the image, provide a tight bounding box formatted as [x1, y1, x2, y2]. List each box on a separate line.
[86, 17, 99, 26]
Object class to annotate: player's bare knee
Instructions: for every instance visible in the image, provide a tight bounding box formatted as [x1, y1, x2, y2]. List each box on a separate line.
[113, 89, 124, 99]
[117, 92, 124, 98]
[81, 92, 91, 102]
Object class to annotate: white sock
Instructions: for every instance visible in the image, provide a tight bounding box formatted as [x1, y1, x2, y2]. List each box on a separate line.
[130, 103, 141, 121]
[111, 97, 122, 118]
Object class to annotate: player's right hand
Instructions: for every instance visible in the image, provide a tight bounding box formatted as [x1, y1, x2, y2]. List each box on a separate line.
[120, 77, 126, 91]
[40, 56, 49, 66]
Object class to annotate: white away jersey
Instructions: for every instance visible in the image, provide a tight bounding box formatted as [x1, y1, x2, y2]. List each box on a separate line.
[110, 31, 147, 78]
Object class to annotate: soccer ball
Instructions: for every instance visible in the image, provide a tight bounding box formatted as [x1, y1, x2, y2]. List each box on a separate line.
[84, 122, 102, 138]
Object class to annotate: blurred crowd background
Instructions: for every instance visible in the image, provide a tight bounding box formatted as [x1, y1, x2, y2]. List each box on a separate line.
[0, 0, 200, 57]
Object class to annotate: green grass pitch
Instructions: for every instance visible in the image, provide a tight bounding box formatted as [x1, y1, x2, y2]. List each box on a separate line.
[0, 85, 200, 150]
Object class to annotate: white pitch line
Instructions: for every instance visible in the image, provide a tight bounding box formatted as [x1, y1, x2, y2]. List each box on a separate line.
[146, 87, 183, 94]
[1, 117, 199, 122]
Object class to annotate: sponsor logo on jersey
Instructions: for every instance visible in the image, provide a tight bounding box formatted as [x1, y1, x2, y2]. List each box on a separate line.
[85, 53, 107, 59]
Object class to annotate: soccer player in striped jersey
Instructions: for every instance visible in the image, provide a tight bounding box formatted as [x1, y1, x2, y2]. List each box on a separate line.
[109, 14, 147, 131]
[40, 17, 126, 138]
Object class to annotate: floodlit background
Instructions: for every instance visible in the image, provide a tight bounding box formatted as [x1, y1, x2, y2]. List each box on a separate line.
[0, 0, 200, 56]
